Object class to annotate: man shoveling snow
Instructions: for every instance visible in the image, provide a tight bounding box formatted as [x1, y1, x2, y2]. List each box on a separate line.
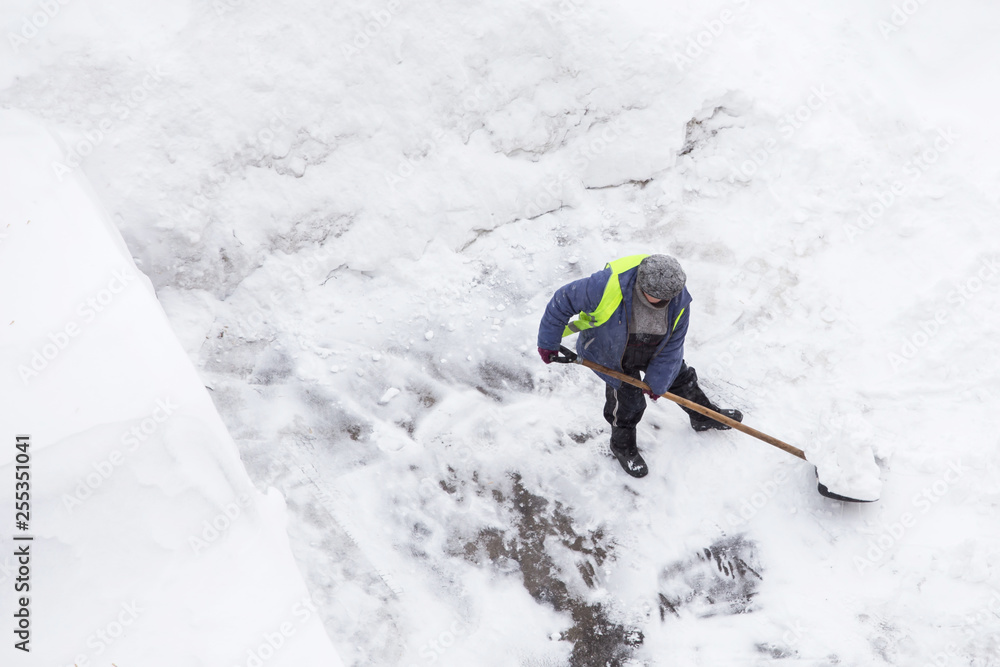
[537, 254, 743, 478]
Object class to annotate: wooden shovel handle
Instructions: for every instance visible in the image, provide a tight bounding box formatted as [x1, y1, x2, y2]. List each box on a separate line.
[577, 357, 808, 461]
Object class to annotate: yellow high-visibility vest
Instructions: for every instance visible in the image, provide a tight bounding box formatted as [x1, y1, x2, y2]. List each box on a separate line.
[562, 255, 688, 338]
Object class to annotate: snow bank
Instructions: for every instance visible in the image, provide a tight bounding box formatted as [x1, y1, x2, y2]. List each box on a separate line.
[5, 0, 1000, 663]
[0, 110, 342, 667]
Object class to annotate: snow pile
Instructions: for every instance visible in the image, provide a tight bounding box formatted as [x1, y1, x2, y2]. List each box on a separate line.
[0, 110, 341, 667]
[4, 0, 1000, 664]
[811, 438, 882, 503]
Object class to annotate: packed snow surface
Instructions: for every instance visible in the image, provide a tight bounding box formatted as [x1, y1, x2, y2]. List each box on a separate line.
[3, 0, 1000, 664]
[0, 111, 342, 666]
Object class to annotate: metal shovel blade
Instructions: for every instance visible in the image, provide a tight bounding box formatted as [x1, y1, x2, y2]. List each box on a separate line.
[556, 347, 879, 503]
[816, 470, 878, 503]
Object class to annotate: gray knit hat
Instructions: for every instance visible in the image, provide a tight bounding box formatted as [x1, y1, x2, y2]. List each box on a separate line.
[637, 255, 686, 301]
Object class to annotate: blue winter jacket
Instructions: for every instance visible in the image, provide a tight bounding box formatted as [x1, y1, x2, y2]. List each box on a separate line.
[537, 263, 692, 395]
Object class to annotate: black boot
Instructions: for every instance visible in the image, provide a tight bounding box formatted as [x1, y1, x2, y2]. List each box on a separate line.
[689, 407, 744, 431]
[670, 365, 744, 432]
[610, 427, 648, 478]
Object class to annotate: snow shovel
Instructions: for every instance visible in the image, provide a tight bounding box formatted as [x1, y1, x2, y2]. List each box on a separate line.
[552, 346, 876, 503]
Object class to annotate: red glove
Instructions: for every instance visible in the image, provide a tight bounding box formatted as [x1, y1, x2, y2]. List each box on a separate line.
[538, 347, 559, 364]
[643, 389, 660, 401]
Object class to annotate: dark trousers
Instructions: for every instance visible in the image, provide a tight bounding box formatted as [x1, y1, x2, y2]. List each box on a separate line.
[604, 361, 714, 451]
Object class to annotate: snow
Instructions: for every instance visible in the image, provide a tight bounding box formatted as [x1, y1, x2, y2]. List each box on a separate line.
[4, 0, 1000, 664]
[0, 111, 342, 666]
